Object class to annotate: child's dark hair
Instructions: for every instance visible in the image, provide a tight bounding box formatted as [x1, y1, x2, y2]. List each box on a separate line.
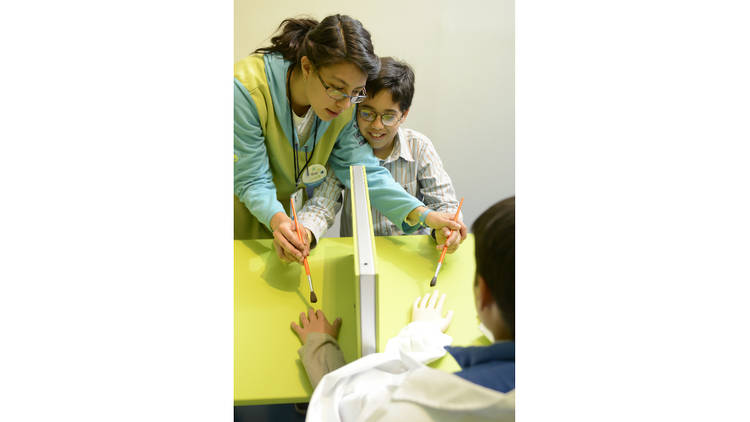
[472, 197, 515, 339]
[254, 15, 380, 80]
[365, 57, 415, 112]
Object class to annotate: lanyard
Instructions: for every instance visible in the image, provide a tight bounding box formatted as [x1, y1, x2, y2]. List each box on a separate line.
[287, 67, 319, 187]
[291, 113, 319, 186]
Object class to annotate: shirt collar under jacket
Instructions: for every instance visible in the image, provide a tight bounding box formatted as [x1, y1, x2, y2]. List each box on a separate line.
[381, 127, 415, 164]
[263, 53, 329, 152]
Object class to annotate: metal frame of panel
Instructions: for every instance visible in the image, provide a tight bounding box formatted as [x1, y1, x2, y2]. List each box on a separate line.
[350, 165, 378, 357]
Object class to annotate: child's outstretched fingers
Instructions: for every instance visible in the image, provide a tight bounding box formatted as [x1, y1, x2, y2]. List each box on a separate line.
[291, 321, 305, 343]
[307, 307, 315, 323]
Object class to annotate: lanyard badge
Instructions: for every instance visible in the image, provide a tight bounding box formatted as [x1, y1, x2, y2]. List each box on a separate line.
[302, 163, 327, 198]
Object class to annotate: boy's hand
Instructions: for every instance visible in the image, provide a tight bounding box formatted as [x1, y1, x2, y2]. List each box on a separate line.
[291, 308, 342, 344]
[411, 290, 454, 332]
[270, 212, 310, 263]
[435, 223, 464, 253]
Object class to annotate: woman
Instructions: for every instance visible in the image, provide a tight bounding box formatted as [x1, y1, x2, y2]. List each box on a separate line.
[234, 14, 466, 262]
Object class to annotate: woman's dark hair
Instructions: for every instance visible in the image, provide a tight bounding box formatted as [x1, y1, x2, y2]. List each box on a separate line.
[365, 57, 415, 112]
[254, 15, 380, 79]
[473, 197, 515, 338]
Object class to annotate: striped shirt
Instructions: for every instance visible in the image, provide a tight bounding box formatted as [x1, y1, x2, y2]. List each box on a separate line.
[298, 126, 462, 241]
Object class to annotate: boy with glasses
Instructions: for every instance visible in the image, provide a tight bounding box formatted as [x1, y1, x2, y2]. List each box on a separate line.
[298, 57, 463, 252]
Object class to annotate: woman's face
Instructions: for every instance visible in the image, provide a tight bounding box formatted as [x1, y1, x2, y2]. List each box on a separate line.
[301, 58, 367, 121]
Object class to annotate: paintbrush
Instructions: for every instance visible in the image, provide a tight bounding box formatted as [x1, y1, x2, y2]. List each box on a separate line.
[290, 197, 317, 303]
[430, 197, 464, 287]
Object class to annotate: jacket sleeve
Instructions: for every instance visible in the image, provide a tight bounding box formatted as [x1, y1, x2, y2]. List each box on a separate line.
[296, 167, 344, 246]
[233, 78, 285, 230]
[383, 321, 453, 365]
[297, 332, 347, 390]
[304, 322, 454, 422]
[327, 117, 424, 233]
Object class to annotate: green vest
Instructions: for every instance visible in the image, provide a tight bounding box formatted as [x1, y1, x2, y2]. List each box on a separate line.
[234, 54, 354, 239]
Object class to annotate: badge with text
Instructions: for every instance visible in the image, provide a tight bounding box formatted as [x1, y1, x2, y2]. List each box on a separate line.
[301, 163, 327, 185]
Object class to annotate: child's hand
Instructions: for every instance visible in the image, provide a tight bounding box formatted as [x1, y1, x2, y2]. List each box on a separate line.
[411, 290, 454, 332]
[291, 308, 342, 344]
[435, 224, 464, 253]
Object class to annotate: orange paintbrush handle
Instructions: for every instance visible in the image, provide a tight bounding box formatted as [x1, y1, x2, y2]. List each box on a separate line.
[290, 197, 311, 276]
[438, 197, 465, 264]
[302, 257, 311, 275]
[453, 198, 465, 221]
[438, 245, 449, 264]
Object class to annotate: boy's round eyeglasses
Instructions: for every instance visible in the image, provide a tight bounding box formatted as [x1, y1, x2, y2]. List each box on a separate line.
[358, 108, 401, 126]
[316, 73, 367, 104]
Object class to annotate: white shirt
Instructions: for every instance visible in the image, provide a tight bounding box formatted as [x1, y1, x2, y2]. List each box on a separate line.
[292, 107, 315, 144]
[305, 322, 515, 422]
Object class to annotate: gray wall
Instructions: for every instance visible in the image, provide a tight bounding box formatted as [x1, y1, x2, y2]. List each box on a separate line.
[236, 0, 514, 236]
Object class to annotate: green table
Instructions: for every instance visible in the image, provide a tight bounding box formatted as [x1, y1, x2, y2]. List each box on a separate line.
[234, 234, 487, 405]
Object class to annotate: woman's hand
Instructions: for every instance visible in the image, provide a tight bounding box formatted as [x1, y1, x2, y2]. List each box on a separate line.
[426, 211, 467, 252]
[270, 212, 310, 263]
[434, 222, 465, 253]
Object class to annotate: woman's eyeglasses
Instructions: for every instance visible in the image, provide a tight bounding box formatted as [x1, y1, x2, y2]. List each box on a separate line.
[317, 73, 367, 104]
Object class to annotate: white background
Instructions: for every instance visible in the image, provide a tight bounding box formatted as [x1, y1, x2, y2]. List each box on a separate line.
[2, 0, 750, 421]
[236, 0, 514, 234]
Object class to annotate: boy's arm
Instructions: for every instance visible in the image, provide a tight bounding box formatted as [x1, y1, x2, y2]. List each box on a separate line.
[291, 308, 345, 390]
[305, 294, 455, 421]
[298, 333, 346, 390]
[297, 168, 345, 248]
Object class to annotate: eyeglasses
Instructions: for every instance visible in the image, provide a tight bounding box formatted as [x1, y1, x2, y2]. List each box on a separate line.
[316, 72, 367, 104]
[357, 107, 402, 126]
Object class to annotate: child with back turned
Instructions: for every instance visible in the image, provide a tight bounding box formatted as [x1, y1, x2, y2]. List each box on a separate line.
[291, 197, 516, 421]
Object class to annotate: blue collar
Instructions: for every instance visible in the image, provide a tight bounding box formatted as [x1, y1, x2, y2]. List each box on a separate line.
[445, 341, 515, 393]
[445, 341, 515, 369]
